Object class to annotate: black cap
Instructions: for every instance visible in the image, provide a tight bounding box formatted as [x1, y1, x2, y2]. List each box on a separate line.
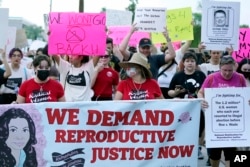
[139, 38, 152, 47]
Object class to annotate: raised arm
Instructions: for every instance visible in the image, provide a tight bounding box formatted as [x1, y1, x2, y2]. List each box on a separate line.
[180, 40, 192, 55]
[162, 27, 176, 62]
[119, 23, 138, 61]
[52, 54, 61, 65]
[0, 47, 11, 78]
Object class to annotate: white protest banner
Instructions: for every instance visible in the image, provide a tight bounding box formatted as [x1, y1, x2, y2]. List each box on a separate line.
[0, 8, 9, 49]
[106, 9, 132, 26]
[205, 87, 250, 148]
[29, 40, 47, 51]
[134, 7, 166, 32]
[0, 100, 201, 167]
[201, 1, 240, 51]
[6, 27, 17, 55]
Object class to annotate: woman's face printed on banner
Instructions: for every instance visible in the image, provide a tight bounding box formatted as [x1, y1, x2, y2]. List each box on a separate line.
[6, 118, 30, 150]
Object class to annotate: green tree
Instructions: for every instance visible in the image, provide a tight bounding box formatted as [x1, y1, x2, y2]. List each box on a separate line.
[101, 7, 106, 12]
[191, 12, 202, 48]
[240, 24, 249, 28]
[126, 0, 138, 22]
[23, 25, 44, 40]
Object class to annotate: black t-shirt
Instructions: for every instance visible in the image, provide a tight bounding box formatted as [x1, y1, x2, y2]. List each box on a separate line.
[109, 54, 120, 72]
[169, 70, 206, 98]
[0, 68, 7, 86]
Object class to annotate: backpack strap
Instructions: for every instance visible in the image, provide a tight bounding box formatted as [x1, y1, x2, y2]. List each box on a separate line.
[157, 60, 176, 77]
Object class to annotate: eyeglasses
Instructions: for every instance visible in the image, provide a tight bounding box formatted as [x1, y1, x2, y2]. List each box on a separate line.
[100, 55, 110, 59]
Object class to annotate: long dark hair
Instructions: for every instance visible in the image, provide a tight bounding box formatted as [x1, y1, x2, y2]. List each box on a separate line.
[237, 58, 250, 73]
[0, 108, 37, 167]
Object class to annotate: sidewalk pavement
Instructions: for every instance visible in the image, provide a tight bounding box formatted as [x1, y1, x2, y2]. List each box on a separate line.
[198, 146, 225, 167]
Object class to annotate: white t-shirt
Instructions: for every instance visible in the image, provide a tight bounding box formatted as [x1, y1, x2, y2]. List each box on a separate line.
[0, 64, 32, 94]
[158, 63, 178, 88]
[199, 63, 220, 76]
[59, 58, 94, 101]
[175, 49, 183, 65]
[157, 49, 182, 88]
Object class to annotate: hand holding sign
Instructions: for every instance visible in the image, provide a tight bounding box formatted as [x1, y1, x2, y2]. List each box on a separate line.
[130, 23, 139, 35]
[162, 27, 171, 42]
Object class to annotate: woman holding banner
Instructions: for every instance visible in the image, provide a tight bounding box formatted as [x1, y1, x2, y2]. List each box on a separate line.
[198, 55, 248, 167]
[114, 52, 163, 100]
[53, 54, 99, 101]
[15, 55, 65, 103]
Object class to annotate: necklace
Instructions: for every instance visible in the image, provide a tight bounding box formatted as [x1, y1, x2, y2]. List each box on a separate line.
[34, 79, 46, 92]
[39, 84, 44, 92]
[132, 80, 142, 93]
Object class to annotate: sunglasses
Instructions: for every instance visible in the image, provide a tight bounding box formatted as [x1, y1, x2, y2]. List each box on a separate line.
[141, 46, 150, 50]
[100, 55, 110, 59]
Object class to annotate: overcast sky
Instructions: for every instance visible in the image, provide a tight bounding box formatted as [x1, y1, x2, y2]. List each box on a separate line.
[2, 0, 249, 28]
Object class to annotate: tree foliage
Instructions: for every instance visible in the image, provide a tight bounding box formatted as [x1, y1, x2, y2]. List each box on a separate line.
[240, 24, 249, 28]
[23, 25, 44, 40]
[125, 0, 138, 22]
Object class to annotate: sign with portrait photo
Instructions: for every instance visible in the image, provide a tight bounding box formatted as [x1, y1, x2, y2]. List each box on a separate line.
[201, 1, 240, 51]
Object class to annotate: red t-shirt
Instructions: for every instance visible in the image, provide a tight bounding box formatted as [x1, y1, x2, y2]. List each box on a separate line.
[117, 78, 162, 100]
[18, 78, 64, 103]
[92, 67, 119, 97]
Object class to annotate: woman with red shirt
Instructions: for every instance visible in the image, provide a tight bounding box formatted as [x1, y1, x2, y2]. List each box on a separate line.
[114, 53, 163, 100]
[92, 50, 119, 100]
[15, 55, 65, 103]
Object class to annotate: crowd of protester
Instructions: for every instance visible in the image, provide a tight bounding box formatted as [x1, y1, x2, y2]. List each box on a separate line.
[0, 23, 250, 167]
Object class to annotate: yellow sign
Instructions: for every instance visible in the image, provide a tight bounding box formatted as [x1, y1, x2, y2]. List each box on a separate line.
[151, 7, 193, 44]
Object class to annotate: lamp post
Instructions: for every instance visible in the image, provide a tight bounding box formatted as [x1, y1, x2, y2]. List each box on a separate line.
[79, 0, 84, 12]
[49, 0, 52, 12]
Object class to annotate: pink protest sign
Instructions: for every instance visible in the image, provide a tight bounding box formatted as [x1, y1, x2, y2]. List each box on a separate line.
[108, 26, 150, 46]
[233, 28, 250, 62]
[48, 12, 106, 55]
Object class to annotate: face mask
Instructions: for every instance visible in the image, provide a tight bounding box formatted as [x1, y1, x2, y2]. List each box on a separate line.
[126, 67, 137, 77]
[241, 72, 250, 79]
[37, 70, 50, 81]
